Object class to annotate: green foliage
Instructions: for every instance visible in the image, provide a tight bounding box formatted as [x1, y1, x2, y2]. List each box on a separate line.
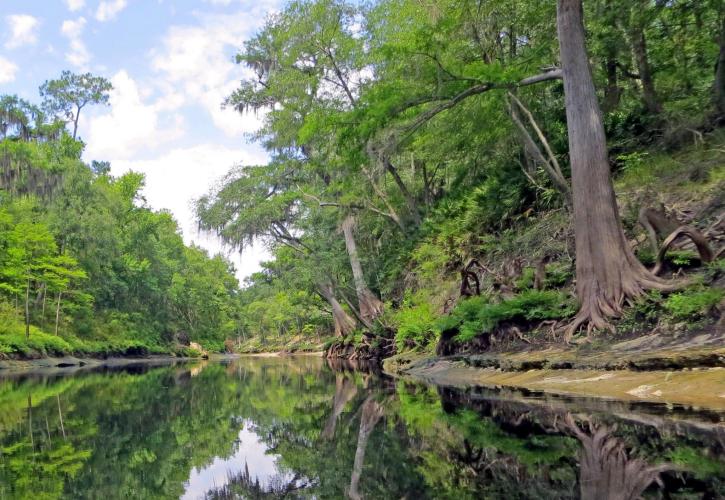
[438, 291, 576, 343]
[663, 288, 724, 321]
[393, 302, 439, 350]
[39, 71, 112, 137]
[515, 267, 536, 290]
[0, 81, 244, 357]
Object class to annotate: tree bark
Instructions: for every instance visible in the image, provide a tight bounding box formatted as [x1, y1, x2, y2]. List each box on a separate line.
[318, 282, 357, 337]
[348, 397, 384, 500]
[557, 0, 676, 338]
[629, 10, 662, 114]
[341, 216, 384, 325]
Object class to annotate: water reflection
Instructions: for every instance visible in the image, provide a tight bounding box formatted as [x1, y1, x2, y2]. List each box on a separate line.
[0, 356, 722, 499]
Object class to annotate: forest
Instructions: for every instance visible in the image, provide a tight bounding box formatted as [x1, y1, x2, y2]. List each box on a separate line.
[196, 0, 725, 357]
[0, 73, 242, 357]
[1, 0, 724, 361]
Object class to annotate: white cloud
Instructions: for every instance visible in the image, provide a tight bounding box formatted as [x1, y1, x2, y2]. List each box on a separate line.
[96, 0, 127, 22]
[108, 144, 270, 279]
[61, 17, 90, 68]
[63, 0, 85, 12]
[0, 56, 18, 84]
[83, 70, 185, 160]
[150, 8, 281, 137]
[4, 14, 40, 50]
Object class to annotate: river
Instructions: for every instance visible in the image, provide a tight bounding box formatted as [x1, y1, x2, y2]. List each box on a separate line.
[0, 356, 722, 499]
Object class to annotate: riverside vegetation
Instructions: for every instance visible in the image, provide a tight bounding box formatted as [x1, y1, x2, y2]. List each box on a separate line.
[196, 0, 724, 362]
[1, 0, 724, 370]
[0, 74, 241, 359]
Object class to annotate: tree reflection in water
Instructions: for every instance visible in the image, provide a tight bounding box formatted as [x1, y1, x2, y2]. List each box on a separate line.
[0, 357, 721, 499]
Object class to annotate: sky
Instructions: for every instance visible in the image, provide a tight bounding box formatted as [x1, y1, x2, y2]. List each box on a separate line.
[0, 0, 283, 281]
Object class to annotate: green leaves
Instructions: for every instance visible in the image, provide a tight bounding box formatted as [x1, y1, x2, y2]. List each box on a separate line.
[39, 71, 112, 138]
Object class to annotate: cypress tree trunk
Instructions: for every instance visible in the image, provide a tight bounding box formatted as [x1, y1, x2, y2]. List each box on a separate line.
[318, 282, 357, 337]
[557, 0, 676, 338]
[341, 216, 384, 324]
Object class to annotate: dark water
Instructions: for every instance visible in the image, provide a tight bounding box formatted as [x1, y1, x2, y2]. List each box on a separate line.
[0, 357, 723, 499]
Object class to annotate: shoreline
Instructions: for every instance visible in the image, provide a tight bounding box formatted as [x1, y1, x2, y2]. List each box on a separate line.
[397, 358, 725, 411]
[384, 329, 725, 411]
[0, 354, 216, 375]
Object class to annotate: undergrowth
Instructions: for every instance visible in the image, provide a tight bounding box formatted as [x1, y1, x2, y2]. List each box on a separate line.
[437, 290, 577, 343]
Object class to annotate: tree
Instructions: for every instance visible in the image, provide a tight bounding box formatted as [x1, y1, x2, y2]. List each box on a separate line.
[39, 71, 112, 139]
[556, 0, 676, 337]
[341, 215, 384, 324]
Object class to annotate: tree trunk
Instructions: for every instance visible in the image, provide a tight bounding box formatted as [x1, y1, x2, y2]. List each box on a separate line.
[348, 397, 385, 500]
[41, 284, 47, 324]
[557, 0, 675, 338]
[341, 216, 384, 325]
[25, 279, 30, 339]
[629, 11, 662, 114]
[715, 15, 725, 116]
[318, 282, 357, 337]
[55, 291, 62, 336]
[602, 57, 621, 112]
[507, 93, 572, 208]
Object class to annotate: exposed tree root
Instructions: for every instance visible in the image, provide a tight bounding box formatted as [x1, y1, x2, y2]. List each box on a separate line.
[652, 225, 714, 275]
[564, 260, 684, 343]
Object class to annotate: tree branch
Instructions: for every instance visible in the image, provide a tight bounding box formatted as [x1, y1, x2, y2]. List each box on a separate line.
[400, 68, 563, 141]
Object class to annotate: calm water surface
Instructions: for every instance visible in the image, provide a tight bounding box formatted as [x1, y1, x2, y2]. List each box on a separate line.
[0, 356, 723, 499]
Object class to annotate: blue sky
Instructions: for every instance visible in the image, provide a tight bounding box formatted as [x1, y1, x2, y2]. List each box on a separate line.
[0, 0, 283, 280]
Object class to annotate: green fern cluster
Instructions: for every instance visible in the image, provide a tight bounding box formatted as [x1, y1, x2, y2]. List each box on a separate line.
[437, 290, 577, 343]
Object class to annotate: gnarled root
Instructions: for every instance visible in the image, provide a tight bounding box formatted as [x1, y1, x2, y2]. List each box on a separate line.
[652, 225, 714, 275]
[564, 260, 684, 343]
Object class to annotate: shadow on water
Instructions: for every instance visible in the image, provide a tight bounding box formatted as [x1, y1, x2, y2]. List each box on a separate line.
[0, 356, 722, 499]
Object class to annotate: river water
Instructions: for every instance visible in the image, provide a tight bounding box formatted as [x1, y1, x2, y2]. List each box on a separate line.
[0, 356, 722, 499]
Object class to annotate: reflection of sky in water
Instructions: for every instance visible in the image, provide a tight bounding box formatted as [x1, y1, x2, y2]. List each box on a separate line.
[181, 421, 291, 500]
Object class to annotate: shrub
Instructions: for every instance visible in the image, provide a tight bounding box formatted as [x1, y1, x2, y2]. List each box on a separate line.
[664, 287, 724, 321]
[514, 267, 536, 290]
[0, 330, 73, 357]
[437, 290, 576, 343]
[394, 302, 440, 350]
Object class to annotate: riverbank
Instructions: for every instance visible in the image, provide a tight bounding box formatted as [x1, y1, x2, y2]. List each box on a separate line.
[384, 328, 725, 410]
